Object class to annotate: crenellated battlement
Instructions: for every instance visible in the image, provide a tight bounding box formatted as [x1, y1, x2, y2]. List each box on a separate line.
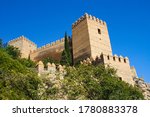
[37, 61, 66, 79]
[80, 54, 129, 65]
[102, 54, 129, 64]
[30, 38, 64, 54]
[72, 13, 106, 28]
[8, 35, 37, 47]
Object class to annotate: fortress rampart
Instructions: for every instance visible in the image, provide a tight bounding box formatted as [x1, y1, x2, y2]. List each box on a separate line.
[80, 54, 135, 85]
[102, 54, 135, 85]
[30, 38, 64, 61]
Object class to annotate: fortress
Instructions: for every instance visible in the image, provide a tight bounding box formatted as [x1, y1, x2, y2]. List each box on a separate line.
[8, 13, 138, 85]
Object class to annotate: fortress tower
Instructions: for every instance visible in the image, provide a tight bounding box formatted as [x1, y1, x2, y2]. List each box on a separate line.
[8, 36, 37, 58]
[72, 13, 112, 63]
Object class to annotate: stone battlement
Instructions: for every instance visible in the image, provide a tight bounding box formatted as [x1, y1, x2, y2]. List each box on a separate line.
[72, 13, 106, 28]
[102, 54, 129, 64]
[37, 61, 66, 79]
[31, 38, 64, 54]
[80, 54, 129, 65]
[8, 35, 37, 47]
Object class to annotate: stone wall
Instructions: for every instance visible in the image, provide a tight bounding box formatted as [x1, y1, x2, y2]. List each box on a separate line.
[37, 61, 66, 81]
[80, 54, 135, 85]
[102, 54, 135, 85]
[30, 38, 64, 61]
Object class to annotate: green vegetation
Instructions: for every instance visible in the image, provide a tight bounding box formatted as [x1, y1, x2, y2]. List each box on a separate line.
[61, 65, 143, 100]
[5, 45, 21, 59]
[0, 49, 40, 99]
[0, 39, 144, 100]
[18, 58, 36, 68]
[60, 32, 72, 66]
[42, 57, 59, 66]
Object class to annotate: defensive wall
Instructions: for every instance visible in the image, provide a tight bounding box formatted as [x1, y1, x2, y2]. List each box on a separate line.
[80, 54, 135, 85]
[30, 38, 64, 61]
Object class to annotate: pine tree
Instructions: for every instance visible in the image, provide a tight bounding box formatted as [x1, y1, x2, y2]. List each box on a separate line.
[60, 32, 72, 66]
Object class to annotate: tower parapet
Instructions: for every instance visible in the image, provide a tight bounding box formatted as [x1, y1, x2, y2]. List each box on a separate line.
[8, 35, 37, 58]
[8, 35, 37, 47]
[72, 13, 106, 28]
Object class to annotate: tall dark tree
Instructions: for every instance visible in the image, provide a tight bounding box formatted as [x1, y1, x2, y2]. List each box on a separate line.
[0, 39, 2, 48]
[60, 32, 72, 66]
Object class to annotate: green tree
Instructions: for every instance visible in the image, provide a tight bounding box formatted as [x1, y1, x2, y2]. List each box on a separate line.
[18, 58, 36, 68]
[0, 49, 41, 100]
[61, 64, 144, 100]
[60, 32, 72, 66]
[5, 45, 21, 59]
[0, 39, 2, 48]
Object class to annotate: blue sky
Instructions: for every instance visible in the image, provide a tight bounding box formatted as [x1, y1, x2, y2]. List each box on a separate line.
[0, 0, 150, 82]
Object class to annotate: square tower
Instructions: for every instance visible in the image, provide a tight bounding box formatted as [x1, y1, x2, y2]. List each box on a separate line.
[8, 36, 37, 58]
[72, 13, 112, 63]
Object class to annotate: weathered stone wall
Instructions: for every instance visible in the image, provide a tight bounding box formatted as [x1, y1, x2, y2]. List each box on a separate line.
[72, 13, 112, 63]
[72, 14, 91, 63]
[37, 61, 66, 80]
[30, 38, 64, 61]
[8, 36, 37, 58]
[102, 54, 135, 85]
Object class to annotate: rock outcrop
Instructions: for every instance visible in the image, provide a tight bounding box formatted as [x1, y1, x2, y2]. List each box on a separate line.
[134, 78, 150, 100]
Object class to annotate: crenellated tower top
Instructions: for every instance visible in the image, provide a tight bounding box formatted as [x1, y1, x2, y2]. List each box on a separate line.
[72, 13, 106, 28]
[8, 35, 37, 47]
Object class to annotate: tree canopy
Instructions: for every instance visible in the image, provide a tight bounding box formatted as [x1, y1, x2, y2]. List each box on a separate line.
[0, 49, 41, 100]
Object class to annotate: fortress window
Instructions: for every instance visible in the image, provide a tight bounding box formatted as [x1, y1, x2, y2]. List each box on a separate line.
[124, 59, 126, 63]
[119, 58, 121, 62]
[113, 57, 115, 61]
[107, 56, 110, 60]
[98, 28, 101, 34]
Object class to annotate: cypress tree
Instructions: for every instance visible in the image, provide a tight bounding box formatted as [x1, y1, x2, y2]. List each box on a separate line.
[60, 32, 72, 66]
[0, 39, 2, 48]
